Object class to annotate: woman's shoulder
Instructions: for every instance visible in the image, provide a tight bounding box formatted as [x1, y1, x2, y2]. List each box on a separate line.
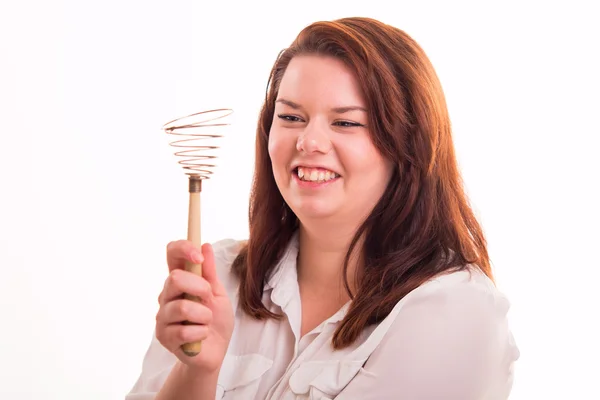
[389, 266, 514, 327]
[210, 237, 247, 292]
[338, 267, 520, 399]
[419, 266, 509, 308]
[211, 237, 247, 266]
[370, 266, 520, 362]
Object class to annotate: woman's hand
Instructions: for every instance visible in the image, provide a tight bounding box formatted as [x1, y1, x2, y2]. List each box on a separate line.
[155, 240, 234, 374]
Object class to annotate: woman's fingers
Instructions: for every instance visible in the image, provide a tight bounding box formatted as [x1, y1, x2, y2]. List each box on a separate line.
[166, 240, 204, 272]
[155, 297, 213, 353]
[155, 322, 210, 353]
[158, 269, 214, 306]
[156, 298, 214, 325]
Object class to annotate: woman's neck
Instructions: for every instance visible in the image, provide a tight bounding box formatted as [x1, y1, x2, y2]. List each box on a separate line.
[296, 222, 361, 299]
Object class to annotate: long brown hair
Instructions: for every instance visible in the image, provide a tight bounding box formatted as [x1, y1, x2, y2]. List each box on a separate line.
[231, 17, 492, 349]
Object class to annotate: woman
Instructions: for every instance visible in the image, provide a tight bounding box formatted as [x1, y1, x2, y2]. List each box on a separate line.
[127, 17, 519, 400]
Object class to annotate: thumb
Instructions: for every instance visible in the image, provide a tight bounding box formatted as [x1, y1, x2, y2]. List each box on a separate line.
[200, 243, 226, 296]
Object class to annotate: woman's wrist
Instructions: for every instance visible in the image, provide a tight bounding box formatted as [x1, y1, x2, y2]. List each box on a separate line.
[176, 360, 221, 382]
[156, 361, 221, 400]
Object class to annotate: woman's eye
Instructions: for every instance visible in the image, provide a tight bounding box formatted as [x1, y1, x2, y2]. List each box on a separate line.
[277, 114, 302, 122]
[334, 121, 364, 127]
[276, 115, 364, 127]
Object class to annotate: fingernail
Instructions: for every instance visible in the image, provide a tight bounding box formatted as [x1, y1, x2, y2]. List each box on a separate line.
[192, 251, 203, 263]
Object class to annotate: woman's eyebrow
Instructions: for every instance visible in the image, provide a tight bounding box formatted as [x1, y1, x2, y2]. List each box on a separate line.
[276, 98, 367, 114]
[276, 98, 303, 110]
[331, 105, 368, 114]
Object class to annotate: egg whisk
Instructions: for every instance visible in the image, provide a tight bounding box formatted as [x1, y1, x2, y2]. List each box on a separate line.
[163, 108, 233, 356]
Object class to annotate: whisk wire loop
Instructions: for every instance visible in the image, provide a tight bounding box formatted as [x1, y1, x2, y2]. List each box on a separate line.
[163, 108, 232, 178]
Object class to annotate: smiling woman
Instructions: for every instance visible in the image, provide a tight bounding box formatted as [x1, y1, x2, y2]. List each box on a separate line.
[269, 55, 392, 225]
[126, 16, 519, 400]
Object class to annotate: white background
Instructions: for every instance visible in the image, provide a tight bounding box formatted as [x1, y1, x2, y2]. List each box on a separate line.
[1, 1, 598, 399]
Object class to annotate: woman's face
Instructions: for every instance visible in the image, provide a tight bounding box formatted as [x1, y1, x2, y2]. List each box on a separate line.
[268, 55, 393, 227]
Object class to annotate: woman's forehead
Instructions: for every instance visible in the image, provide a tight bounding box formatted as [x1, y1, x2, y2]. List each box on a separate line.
[277, 55, 367, 109]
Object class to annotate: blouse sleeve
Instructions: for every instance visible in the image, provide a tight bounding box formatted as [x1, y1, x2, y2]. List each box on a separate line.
[335, 272, 520, 400]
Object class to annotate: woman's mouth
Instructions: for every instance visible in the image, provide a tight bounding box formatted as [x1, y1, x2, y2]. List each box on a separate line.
[292, 166, 340, 187]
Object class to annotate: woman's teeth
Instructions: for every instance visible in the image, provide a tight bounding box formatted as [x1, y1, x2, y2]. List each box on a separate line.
[297, 167, 339, 182]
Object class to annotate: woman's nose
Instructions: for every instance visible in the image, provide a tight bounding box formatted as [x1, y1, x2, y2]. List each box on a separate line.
[296, 123, 332, 154]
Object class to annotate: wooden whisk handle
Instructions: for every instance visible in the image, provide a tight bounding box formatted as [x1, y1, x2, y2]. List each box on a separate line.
[181, 176, 203, 356]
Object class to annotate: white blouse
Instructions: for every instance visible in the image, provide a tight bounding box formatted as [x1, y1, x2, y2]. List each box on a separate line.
[126, 234, 520, 400]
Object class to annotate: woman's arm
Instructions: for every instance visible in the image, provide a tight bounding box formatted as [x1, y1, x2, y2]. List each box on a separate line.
[155, 361, 220, 400]
[125, 332, 223, 400]
[335, 275, 520, 400]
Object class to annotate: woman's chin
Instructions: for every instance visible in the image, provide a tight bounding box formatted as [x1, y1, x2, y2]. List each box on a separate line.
[291, 201, 339, 222]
